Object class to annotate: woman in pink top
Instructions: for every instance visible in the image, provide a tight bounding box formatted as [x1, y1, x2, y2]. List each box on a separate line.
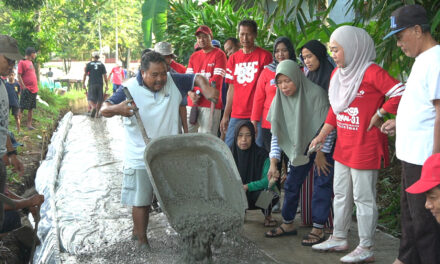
[251, 37, 296, 152]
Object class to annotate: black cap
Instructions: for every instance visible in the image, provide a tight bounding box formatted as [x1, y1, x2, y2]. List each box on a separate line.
[383, 5, 429, 39]
[25, 47, 36, 55]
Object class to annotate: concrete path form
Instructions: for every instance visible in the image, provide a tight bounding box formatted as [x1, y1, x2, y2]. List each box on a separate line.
[242, 210, 400, 264]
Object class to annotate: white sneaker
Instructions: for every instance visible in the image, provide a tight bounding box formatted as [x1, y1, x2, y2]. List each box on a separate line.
[340, 246, 375, 263]
[312, 235, 348, 252]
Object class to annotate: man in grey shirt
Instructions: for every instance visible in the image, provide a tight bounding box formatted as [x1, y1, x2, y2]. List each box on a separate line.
[0, 35, 25, 230]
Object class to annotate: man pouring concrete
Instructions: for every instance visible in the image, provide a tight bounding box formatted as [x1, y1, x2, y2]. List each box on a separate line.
[100, 51, 218, 250]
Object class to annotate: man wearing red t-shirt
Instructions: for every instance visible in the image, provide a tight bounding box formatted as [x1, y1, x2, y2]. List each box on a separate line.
[186, 25, 227, 135]
[221, 20, 272, 147]
[107, 61, 125, 93]
[17, 47, 38, 130]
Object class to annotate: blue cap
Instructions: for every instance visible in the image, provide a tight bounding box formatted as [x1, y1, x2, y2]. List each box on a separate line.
[212, 39, 221, 48]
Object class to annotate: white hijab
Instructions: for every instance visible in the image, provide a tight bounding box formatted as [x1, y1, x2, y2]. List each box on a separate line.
[328, 26, 376, 114]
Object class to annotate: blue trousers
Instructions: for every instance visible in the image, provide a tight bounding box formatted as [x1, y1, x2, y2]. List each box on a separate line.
[225, 117, 263, 148]
[112, 83, 123, 93]
[282, 152, 334, 227]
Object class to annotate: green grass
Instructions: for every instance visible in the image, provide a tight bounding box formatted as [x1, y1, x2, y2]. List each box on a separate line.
[8, 86, 86, 150]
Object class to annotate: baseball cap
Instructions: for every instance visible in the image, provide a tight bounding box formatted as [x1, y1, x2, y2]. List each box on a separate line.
[154, 42, 175, 57]
[383, 5, 429, 39]
[0, 35, 23, 60]
[406, 154, 440, 194]
[91, 51, 100, 58]
[212, 39, 221, 48]
[195, 25, 213, 39]
[25, 47, 36, 55]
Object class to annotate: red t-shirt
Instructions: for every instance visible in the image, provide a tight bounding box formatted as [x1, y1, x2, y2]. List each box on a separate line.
[186, 48, 227, 109]
[225, 47, 272, 119]
[325, 64, 403, 170]
[251, 67, 276, 129]
[111, 67, 125, 85]
[170, 60, 187, 74]
[17, 60, 38, 93]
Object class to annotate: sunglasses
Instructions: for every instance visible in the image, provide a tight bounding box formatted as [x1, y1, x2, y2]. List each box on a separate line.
[5, 57, 15, 66]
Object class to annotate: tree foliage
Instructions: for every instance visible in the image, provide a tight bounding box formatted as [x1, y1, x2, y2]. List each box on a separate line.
[347, 0, 440, 79]
[166, 0, 339, 64]
[142, 0, 168, 48]
[2, 0, 44, 10]
[0, 0, 145, 72]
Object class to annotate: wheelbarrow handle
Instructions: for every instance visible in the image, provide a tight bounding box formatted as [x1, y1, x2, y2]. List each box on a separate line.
[123, 87, 150, 145]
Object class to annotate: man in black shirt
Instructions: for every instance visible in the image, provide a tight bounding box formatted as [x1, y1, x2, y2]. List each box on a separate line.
[82, 52, 108, 117]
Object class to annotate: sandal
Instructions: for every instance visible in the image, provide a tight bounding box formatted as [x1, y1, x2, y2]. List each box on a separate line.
[264, 218, 278, 227]
[265, 225, 297, 238]
[301, 232, 325, 246]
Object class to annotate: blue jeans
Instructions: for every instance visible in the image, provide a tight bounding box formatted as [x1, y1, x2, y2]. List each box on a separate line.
[282, 153, 334, 226]
[113, 83, 123, 93]
[225, 118, 263, 148]
[311, 152, 334, 227]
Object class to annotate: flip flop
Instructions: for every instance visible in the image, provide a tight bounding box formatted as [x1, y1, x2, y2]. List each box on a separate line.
[264, 218, 278, 227]
[265, 225, 297, 238]
[301, 232, 325, 246]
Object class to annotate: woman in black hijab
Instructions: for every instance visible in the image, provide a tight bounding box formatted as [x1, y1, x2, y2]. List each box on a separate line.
[300, 40, 335, 90]
[231, 120, 279, 227]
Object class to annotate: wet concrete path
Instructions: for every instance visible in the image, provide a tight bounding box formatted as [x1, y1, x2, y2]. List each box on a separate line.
[37, 113, 400, 264]
[39, 114, 275, 263]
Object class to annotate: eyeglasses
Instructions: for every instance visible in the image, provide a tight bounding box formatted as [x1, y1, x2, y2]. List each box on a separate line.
[5, 57, 15, 66]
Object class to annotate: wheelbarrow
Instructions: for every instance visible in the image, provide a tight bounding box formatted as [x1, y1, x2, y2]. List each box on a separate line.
[123, 87, 247, 260]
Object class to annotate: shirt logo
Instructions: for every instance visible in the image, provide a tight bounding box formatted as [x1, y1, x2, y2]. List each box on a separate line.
[390, 16, 397, 29]
[337, 107, 360, 131]
[356, 90, 365, 97]
[270, 79, 276, 86]
[235, 61, 258, 84]
[207, 63, 215, 67]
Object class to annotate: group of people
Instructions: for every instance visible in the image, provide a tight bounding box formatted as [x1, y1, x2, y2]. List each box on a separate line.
[99, 3, 440, 264]
[2, 46, 39, 134]
[0, 35, 45, 262]
[0, 2, 434, 263]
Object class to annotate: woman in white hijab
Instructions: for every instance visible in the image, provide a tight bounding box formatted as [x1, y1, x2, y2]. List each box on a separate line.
[310, 26, 405, 263]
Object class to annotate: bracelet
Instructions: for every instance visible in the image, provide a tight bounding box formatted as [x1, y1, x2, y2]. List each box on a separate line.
[376, 109, 384, 118]
[7, 150, 17, 156]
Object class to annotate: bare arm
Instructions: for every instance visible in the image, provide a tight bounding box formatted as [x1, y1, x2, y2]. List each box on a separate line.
[433, 99, 440, 154]
[310, 123, 335, 151]
[220, 84, 234, 133]
[17, 74, 26, 90]
[4, 135, 24, 177]
[107, 72, 113, 82]
[193, 74, 219, 103]
[179, 106, 188, 133]
[100, 101, 135, 118]
[103, 74, 108, 91]
[4, 190, 44, 211]
[82, 69, 87, 90]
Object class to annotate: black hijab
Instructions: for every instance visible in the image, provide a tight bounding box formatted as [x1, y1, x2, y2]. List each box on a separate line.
[231, 120, 268, 185]
[266, 36, 296, 72]
[300, 40, 335, 91]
